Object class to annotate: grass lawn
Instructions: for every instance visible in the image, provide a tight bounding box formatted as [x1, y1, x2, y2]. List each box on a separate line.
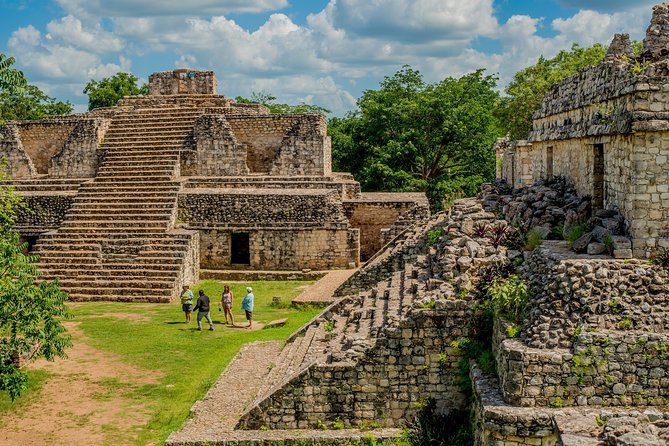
[6, 279, 321, 445]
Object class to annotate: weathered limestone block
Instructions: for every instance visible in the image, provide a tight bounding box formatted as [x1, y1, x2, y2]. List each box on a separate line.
[50, 118, 110, 178]
[605, 33, 636, 62]
[148, 69, 217, 95]
[0, 123, 36, 178]
[186, 114, 248, 176]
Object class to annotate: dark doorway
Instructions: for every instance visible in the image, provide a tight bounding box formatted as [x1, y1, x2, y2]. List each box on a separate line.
[231, 232, 250, 265]
[546, 146, 554, 178]
[21, 235, 39, 253]
[593, 143, 605, 210]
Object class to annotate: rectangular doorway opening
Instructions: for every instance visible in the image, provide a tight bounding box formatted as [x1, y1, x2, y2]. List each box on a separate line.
[593, 143, 605, 210]
[546, 146, 554, 178]
[231, 232, 250, 265]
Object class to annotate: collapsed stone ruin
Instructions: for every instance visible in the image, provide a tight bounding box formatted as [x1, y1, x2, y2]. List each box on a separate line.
[167, 5, 669, 446]
[0, 68, 428, 302]
[497, 2, 669, 259]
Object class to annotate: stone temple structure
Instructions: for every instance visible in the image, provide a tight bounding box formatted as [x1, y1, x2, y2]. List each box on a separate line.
[0, 68, 428, 302]
[163, 6, 669, 446]
[497, 2, 669, 258]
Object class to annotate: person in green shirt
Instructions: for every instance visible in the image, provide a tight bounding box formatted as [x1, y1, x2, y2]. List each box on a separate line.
[180, 285, 194, 324]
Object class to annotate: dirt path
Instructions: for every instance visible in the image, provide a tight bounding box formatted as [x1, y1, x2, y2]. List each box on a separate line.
[0, 322, 159, 446]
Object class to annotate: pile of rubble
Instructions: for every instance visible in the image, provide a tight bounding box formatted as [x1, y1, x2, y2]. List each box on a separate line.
[480, 178, 632, 258]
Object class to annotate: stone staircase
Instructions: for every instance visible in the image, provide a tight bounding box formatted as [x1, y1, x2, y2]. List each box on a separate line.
[238, 246, 423, 429]
[35, 107, 202, 302]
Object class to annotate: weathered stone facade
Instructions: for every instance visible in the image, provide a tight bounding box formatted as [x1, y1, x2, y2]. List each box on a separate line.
[498, 4, 669, 257]
[0, 69, 428, 301]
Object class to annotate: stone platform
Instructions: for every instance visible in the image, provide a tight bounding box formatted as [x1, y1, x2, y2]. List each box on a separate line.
[166, 341, 400, 445]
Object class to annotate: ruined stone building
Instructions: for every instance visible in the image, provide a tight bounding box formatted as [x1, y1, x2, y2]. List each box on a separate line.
[498, 3, 669, 258]
[0, 69, 428, 301]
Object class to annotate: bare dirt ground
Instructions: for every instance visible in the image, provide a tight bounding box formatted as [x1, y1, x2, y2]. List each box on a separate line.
[0, 322, 160, 446]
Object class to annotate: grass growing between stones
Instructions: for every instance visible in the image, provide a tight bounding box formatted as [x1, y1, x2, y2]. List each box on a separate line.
[59, 280, 318, 445]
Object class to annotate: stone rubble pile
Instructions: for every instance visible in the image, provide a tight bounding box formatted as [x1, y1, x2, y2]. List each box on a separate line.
[416, 198, 510, 306]
[480, 177, 589, 234]
[600, 411, 669, 446]
[480, 178, 634, 258]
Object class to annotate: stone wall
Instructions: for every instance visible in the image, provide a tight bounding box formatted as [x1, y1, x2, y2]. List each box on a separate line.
[50, 118, 110, 178]
[490, 241, 669, 408]
[16, 120, 76, 175]
[198, 227, 359, 270]
[14, 194, 75, 231]
[184, 176, 361, 200]
[523, 242, 669, 349]
[344, 194, 430, 261]
[148, 69, 217, 95]
[178, 190, 348, 227]
[183, 114, 249, 176]
[0, 124, 35, 178]
[495, 318, 669, 408]
[239, 303, 480, 429]
[225, 114, 329, 176]
[471, 365, 558, 446]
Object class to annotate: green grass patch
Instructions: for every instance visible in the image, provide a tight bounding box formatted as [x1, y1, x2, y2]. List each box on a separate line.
[67, 279, 319, 445]
[0, 369, 50, 413]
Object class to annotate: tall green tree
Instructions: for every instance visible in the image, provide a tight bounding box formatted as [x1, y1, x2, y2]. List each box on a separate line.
[0, 54, 26, 92]
[330, 65, 501, 211]
[0, 174, 71, 401]
[496, 43, 607, 140]
[84, 72, 149, 110]
[235, 91, 331, 114]
[0, 84, 73, 121]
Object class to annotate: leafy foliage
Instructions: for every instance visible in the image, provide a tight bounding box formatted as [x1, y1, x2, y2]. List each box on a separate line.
[235, 91, 331, 115]
[523, 227, 545, 251]
[84, 72, 149, 110]
[486, 275, 528, 324]
[403, 398, 472, 446]
[0, 173, 71, 401]
[329, 65, 500, 211]
[496, 43, 607, 140]
[0, 54, 26, 92]
[0, 84, 73, 121]
[650, 248, 669, 268]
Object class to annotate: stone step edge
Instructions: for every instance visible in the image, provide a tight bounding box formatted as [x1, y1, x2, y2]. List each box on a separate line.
[165, 428, 402, 446]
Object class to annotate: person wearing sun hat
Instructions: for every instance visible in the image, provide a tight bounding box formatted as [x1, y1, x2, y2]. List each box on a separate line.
[241, 287, 254, 329]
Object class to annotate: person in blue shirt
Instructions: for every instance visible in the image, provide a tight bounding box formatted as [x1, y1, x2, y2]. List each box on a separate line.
[241, 287, 254, 329]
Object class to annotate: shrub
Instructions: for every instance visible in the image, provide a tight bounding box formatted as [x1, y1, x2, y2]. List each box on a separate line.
[473, 222, 489, 238]
[565, 223, 588, 247]
[550, 223, 565, 240]
[487, 275, 528, 324]
[324, 320, 335, 332]
[523, 227, 545, 251]
[403, 399, 473, 446]
[426, 228, 444, 246]
[475, 261, 515, 297]
[603, 233, 614, 255]
[505, 323, 521, 338]
[650, 247, 669, 268]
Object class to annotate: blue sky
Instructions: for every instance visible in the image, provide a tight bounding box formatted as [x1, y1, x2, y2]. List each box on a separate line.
[0, 0, 656, 115]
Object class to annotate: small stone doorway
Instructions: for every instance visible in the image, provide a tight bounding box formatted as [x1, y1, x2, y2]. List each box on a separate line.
[231, 232, 250, 265]
[592, 143, 605, 210]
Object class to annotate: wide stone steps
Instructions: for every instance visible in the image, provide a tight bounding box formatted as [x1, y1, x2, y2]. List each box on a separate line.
[102, 152, 182, 161]
[76, 185, 180, 194]
[64, 211, 173, 220]
[251, 325, 326, 407]
[93, 174, 175, 183]
[69, 202, 176, 211]
[102, 140, 186, 149]
[35, 106, 200, 302]
[97, 163, 176, 172]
